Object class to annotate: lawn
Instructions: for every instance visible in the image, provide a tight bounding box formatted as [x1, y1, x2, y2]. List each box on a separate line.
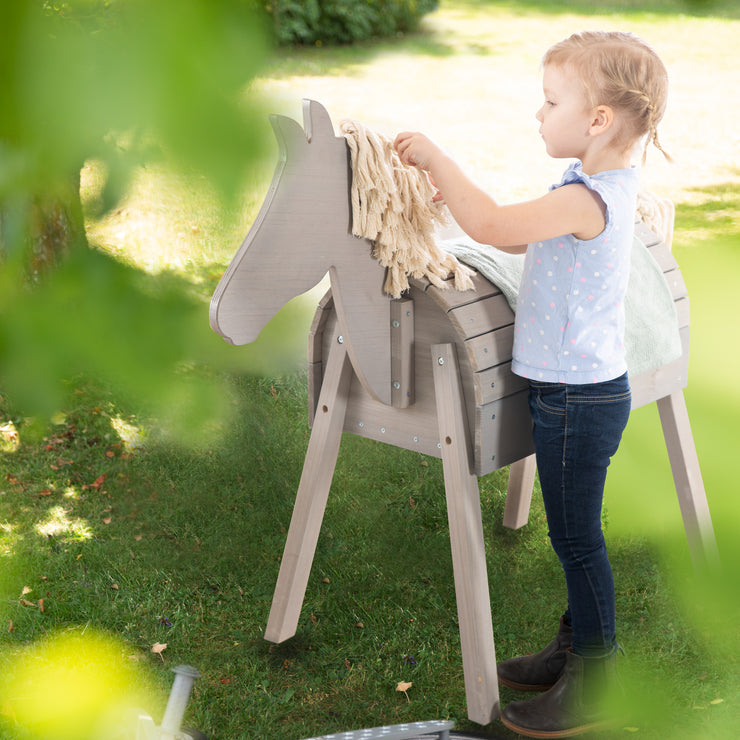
[1, 1, 739, 738]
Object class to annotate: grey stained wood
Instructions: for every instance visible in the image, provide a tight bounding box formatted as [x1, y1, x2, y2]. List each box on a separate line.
[210, 99, 718, 724]
[432, 342, 500, 722]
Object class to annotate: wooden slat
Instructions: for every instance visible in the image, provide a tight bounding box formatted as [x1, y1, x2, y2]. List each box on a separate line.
[447, 293, 515, 341]
[473, 361, 529, 407]
[465, 324, 515, 372]
[664, 268, 688, 300]
[675, 296, 690, 329]
[391, 298, 415, 408]
[424, 271, 502, 310]
[647, 240, 679, 272]
[635, 220, 662, 247]
[474, 389, 535, 476]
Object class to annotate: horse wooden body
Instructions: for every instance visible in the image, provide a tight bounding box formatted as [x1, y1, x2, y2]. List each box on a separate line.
[210, 100, 717, 725]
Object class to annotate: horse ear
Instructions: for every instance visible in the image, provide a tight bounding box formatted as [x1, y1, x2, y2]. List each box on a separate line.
[269, 113, 309, 156]
[302, 99, 337, 142]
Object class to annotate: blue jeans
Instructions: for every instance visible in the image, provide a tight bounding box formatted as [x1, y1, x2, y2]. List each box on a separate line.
[528, 373, 631, 657]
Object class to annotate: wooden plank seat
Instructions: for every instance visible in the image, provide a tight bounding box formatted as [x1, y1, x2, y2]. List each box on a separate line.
[210, 99, 717, 725]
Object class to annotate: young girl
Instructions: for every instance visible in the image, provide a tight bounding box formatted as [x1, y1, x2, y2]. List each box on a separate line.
[395, 31, 671, 737]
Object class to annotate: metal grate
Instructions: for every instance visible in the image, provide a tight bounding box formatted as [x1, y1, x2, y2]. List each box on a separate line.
[302, 719, 455, 740]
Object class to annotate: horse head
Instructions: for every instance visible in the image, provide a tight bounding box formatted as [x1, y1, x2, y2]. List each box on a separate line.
[210, 99, 392, 404]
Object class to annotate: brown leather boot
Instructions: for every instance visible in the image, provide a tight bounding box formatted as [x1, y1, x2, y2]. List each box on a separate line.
[500, 647, 619, 738]
[497, 618, 572, 691]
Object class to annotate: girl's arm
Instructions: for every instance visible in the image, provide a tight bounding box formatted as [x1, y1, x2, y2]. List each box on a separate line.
[394, 132, 606, 250]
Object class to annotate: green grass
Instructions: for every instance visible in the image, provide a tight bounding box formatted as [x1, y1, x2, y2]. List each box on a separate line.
[3, 378, 734, 738]
[2, 1, 740, 738]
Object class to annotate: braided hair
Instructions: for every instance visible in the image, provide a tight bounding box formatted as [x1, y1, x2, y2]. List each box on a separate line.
[543, 31, 672, 163]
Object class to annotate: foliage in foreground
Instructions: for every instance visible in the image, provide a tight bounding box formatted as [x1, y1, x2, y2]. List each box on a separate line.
[0, 0, 272, 432]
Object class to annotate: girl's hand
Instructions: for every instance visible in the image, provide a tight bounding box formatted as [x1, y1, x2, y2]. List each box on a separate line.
[393, 131, 441, 172]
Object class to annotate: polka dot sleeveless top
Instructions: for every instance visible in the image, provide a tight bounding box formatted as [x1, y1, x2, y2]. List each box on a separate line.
[511, 162, 640, 384]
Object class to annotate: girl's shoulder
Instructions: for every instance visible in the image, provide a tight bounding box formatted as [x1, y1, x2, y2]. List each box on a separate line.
[554, 162, 639, 195]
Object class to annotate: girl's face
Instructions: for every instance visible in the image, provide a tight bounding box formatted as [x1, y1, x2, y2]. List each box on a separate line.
[536, 64, 595, 161]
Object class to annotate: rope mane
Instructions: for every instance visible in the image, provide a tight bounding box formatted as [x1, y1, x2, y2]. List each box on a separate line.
[340, 118, 475, 298]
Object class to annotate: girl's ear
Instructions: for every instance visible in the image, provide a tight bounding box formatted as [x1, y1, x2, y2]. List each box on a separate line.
[589, 105, 615, 136]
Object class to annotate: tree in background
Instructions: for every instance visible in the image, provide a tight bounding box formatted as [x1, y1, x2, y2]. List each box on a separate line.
[265, 0, 440, 46]
[0, 0, 278, 437]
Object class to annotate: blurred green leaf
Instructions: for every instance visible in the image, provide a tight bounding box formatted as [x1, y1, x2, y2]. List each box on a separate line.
[0, 0, 281, 439]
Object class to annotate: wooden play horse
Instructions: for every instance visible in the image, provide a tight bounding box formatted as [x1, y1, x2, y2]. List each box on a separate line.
[210, 100, 717, 724]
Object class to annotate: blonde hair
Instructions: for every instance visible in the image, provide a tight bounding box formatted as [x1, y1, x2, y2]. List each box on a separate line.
[543, 30, 672, 163]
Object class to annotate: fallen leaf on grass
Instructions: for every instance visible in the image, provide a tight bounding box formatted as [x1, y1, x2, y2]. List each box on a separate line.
[19, 599, 36, 608]
[396, 681, 412, 701]
[103, 516, 112, 525]
[8, 620, 13, 632]
[38, 599, 44, 613]
[710, 698, 724, 705]
[151, 642, 167, 661]
[21, 586, 32, 596]
[83, 474, 106, 491]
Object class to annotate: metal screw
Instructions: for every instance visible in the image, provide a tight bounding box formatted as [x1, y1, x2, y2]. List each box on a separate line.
[393, 381, 401, 389]
[392, 320, 400, 328]
[337, 335, 344, 344]
[438, 357, 445, 365]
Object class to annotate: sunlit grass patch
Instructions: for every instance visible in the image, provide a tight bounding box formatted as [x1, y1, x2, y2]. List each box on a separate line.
[35, 505, 93, 542]
[0, 421, 20, 453]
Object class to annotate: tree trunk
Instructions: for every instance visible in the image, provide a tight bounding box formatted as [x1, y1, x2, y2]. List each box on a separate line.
[28, 170, 88, 279]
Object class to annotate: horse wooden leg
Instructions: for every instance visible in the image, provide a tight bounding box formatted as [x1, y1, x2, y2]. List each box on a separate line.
[431, 343, 499, 725]
[264, 334, 353, 643]
[656, 390, 720, 569]
[503, 454, 537, 530]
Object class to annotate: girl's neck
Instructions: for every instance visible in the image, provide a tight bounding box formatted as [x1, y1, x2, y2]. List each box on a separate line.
[581, 143, 633, 175]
